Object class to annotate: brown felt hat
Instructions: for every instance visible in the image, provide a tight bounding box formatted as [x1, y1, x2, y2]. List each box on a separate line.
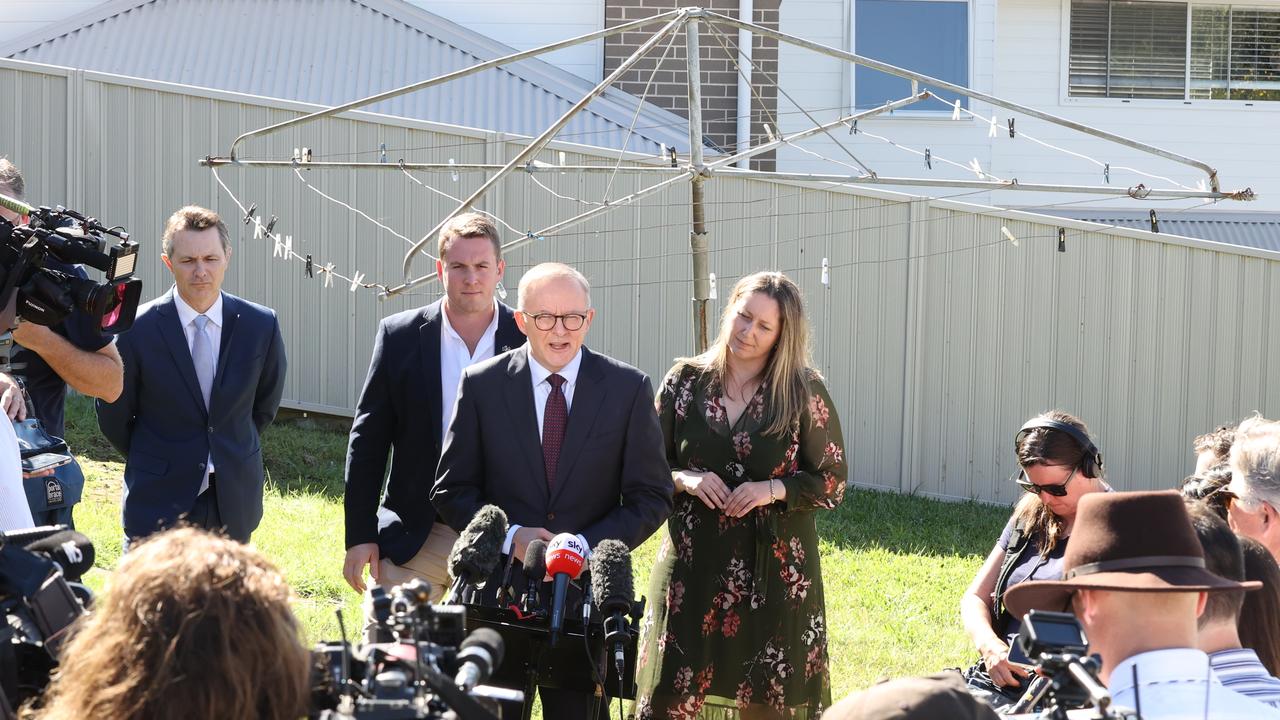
[1003, 490, 1260, 618]
[822, 672, 998, 720]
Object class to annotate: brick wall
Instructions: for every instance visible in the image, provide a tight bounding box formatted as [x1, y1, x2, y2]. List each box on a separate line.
[604, 0, 779, 170]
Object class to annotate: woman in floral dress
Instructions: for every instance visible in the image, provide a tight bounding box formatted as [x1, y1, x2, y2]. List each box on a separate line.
[635, 271, 847, 720]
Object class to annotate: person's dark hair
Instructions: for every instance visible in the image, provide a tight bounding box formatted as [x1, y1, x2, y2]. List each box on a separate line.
[1239, 536, 1280, 676]
[1184, 501, 1246, 628]
[28, 527, 310, 720]
[1179, 463, 1233, 521]
[1011, 410, 1099, 557]
[1194, 424, 1237, 463]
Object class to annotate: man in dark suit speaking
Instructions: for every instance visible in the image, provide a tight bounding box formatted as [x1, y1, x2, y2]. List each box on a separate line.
[432, 262, 672, 716]
[97, 206, 286, 544]
[343, 213, 524, 602]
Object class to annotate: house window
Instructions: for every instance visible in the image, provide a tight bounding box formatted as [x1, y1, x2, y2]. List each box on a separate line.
[1069, 0, 1280, 101]
[854, 0, 970, 111]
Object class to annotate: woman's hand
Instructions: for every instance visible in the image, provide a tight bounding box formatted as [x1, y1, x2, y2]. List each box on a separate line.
[723, 480, 778, 517]
[980, 638, 1031, 688]
[674, 470, 730, 510]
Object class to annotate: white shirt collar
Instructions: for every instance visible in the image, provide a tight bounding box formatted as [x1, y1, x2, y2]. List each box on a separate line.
[173, 287, 223, 328]
[441, 298, 499, 343]
[1111, 648, 1217, 695]
[528, 347, 583, 388]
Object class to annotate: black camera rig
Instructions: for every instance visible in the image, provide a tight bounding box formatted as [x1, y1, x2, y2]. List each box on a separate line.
[0, 192, 142, 336]
[311, 579, 521, 720]
[1003, 610, 1137, 719]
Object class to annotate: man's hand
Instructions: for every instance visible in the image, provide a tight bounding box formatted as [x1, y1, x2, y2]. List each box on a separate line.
[0, 373, 24, 421]
[11, 322, 55, 352]
[512, 527, 555, 562]
[21, 466, 54, 480]
[343, 543, 381, 594]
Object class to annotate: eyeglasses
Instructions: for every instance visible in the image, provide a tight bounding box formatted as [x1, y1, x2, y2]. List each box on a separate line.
[1014, 465, 1079, 497]
[522, 311, 588, 332]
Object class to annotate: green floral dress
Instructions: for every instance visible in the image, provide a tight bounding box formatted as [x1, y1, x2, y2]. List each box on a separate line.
[635, 364, 848, 720]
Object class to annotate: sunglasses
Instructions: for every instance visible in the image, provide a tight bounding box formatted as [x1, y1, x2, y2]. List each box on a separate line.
[1014, 465, 1079, 497]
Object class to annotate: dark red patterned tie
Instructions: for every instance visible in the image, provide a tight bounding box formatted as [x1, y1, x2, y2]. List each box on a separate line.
[542, 373, 568, 488]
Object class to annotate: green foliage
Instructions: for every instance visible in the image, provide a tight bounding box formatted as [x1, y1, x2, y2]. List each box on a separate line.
[63, 395, 1012, 704]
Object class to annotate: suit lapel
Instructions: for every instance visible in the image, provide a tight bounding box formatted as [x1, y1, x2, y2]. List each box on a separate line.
[505, 348, 550, 499]
[550, 347, 607, 505]
[155, 291, 206, 415]
[214, 293, 239, 392]
[495, 303, 525, 355]
[420, 301, 444, 444]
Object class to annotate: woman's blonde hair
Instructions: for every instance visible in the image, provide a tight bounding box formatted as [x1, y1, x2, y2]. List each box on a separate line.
[30, 527, 310, 720]
[1011, 410, 1099, 557]
[678, 271, 813, 437]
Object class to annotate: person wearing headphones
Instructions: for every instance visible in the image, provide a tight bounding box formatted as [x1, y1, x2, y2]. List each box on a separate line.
[958, 410, 1110, 708]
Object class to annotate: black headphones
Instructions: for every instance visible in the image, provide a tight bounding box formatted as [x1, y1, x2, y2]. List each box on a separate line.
[1014, 418, 1104, 479]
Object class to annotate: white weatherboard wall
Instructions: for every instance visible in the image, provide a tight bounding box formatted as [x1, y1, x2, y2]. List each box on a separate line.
[3, 58, 1279, 504]
[776, 0, 1279, 212]
[406, 0, 604, 82]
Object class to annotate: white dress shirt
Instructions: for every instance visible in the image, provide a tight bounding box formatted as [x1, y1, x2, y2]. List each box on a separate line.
[1109, 648, 1280, 719]
[503, 348, 588, 557]
[173, 289, 223, 494]
[439, 300, 499, 441]
[0, 417, 34, 531]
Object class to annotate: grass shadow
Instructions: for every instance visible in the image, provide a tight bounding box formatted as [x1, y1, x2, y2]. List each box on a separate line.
[820, 487, 1012, 558]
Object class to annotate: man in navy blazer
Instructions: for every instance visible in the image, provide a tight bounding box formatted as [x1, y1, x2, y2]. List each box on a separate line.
[343, 213, 524, 602]
[96, 206, 286, 544]
[432, 262, 672, 718]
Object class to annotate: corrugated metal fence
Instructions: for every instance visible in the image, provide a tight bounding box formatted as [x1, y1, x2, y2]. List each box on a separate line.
[2, 58, 1278, 503]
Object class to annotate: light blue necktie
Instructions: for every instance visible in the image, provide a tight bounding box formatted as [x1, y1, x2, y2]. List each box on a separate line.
[192, 314, 215, 410]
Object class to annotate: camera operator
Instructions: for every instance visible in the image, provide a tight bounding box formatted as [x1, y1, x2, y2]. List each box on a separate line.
[0, 158, 122, 528]
[1185, 502, 1280, 706]
[27, 526, 310, 720]
[1004, 490, 1280, 718]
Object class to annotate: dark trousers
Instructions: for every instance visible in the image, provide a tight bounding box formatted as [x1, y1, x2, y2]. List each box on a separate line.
[538, 686, 610, 720]
[186, 474, 224, 534]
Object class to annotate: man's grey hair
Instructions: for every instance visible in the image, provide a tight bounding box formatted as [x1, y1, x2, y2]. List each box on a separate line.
[0, 158, 24, 200]
[517, 263, 591, 310]
[1231, 414, 1280, 508]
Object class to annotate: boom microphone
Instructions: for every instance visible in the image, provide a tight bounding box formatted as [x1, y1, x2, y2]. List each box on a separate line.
[453, 627, 504, 692]
[590, 539, 634, 677]
[545, 533, 587, 645]
[520, 539, 548, 616]
[24, 530, 94, 583]
[446, 505, 508, 603]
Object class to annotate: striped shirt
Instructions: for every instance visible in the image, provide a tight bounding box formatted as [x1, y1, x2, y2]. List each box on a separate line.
[1210, 648, 1280, 708]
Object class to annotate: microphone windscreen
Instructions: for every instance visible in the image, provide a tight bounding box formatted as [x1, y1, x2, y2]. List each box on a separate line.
[447, 505, 508, 581]
[24, 530, 94, 582]
[589, 539, 633, 616]
[545, 533, 587, 579]
[523, 539, 548, 580]
[460, 627, 505, 667]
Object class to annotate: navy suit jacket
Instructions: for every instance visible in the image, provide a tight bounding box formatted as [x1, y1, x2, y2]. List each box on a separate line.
[96, 288, 287, 542]
[344, 300, 523, 565]
[432, 345, 673, 551]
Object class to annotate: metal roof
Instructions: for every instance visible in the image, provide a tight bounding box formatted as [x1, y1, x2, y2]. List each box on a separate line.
[1030, 209, 1280, 254]
[0, 0, 694, 155]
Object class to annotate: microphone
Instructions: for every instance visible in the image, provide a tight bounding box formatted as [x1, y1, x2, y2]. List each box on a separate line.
[453, 627, 505, 692]
[0, 525, 70, 548]
[496, 553, 519, 607]
[24, 531, 94, 583]
[520, 539, 548, 617]
[590, 539, 634, 677]
[545, 533, 588, 645]
[446, 505, 508, 603]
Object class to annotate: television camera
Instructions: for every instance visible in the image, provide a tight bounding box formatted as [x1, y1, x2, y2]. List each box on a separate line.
[0, 525, 94, 720]
[310, 579, 521, 720]
[0, 192, 142, 336]
[1003, 610, 1137, 719]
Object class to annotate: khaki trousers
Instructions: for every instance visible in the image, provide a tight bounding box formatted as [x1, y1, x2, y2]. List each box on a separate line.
[362, 522, 459, 638]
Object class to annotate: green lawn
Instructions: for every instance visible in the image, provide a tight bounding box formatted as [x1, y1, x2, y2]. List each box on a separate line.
[61, 394, 1010, 702]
